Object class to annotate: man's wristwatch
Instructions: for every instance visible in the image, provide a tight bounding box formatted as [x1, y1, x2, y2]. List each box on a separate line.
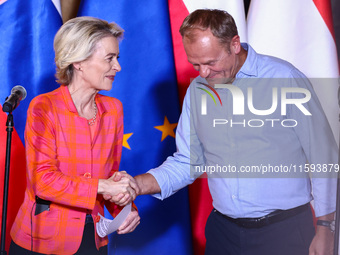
[317, 220, 335, 232]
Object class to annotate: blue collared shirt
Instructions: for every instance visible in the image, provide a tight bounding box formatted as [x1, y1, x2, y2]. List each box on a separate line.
[148, 44, 337, 218]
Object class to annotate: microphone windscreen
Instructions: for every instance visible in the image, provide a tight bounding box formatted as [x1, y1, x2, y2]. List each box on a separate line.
[11, 85, 27, 100]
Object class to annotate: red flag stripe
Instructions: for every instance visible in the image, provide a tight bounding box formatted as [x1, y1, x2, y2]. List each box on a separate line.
[168, 1, 213, 255]
[313, 0, 336, 39]
[168, 0, 199, 105]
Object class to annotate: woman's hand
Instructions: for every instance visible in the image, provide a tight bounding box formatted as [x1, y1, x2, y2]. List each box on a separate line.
[99, 171, 140, 206]
[117, 206, 140, 234]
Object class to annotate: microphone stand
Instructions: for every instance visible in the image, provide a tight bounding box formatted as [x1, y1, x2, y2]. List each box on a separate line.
[0, 112, 14, 255]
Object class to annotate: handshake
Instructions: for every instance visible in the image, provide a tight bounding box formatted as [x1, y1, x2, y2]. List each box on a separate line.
[97, 171, 144, 234]
[98, 171, 141, 206]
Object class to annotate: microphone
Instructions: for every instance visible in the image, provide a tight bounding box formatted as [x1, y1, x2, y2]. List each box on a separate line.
[2, 85, 27, 113]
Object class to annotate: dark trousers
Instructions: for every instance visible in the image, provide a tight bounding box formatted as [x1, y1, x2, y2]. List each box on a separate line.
[205, 207, 315, 255]
[9, 222, 107, 255]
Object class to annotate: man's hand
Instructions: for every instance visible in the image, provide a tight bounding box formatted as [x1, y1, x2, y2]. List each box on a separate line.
[309, 213, 335, 255]
[102, 172, 161, 206]
[309, 226, 334, 255]
[98, 171, 140, 206]
[108, 171, 140, 205]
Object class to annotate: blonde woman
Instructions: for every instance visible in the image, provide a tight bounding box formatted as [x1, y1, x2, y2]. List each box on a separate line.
[10, 17, 140, 255]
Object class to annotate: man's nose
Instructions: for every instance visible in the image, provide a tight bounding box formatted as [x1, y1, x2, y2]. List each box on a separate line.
[199, 66, 210, 78]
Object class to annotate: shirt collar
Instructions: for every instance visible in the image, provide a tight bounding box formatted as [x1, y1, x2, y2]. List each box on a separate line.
[236, 43, 258, 78]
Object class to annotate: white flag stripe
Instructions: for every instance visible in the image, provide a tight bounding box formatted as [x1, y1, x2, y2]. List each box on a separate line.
[51, 0, 62, 18]
[182, 0, 247, 42]
[247, 0, 339, 143]
[247, 0, 338, 78]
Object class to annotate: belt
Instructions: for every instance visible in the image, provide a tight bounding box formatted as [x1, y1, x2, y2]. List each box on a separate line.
[214, 203, 310, 229]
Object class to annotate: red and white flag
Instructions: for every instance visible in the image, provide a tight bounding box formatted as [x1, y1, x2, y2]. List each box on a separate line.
[247, 0, 339, 142]
[168, 1, 247, 254]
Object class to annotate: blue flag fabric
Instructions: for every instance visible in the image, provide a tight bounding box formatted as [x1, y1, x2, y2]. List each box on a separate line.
[0, 0, 62, 141]
[78, 1, 193, 254]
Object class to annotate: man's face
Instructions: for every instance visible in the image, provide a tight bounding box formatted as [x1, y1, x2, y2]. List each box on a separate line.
[183, 29, 241, 86]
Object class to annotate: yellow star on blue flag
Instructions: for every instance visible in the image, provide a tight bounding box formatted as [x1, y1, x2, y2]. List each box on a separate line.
[123, 133, 133, 149]
[154, 116, 177, 141]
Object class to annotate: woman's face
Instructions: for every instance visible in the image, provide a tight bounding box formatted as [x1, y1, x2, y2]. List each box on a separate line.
[80, 36, 121, 91]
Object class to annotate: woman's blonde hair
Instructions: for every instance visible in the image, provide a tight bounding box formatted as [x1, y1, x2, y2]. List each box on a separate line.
[54, 16, 124, 85]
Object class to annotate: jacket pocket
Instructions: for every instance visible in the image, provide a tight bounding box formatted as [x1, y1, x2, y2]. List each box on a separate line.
[32, 207, 60, 240]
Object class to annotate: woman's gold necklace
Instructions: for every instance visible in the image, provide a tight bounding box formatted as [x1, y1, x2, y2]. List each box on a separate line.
[88, 102, 97, 126]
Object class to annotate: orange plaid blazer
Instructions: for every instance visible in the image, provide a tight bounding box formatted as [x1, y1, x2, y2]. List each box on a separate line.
[11, 85, 125, 254]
